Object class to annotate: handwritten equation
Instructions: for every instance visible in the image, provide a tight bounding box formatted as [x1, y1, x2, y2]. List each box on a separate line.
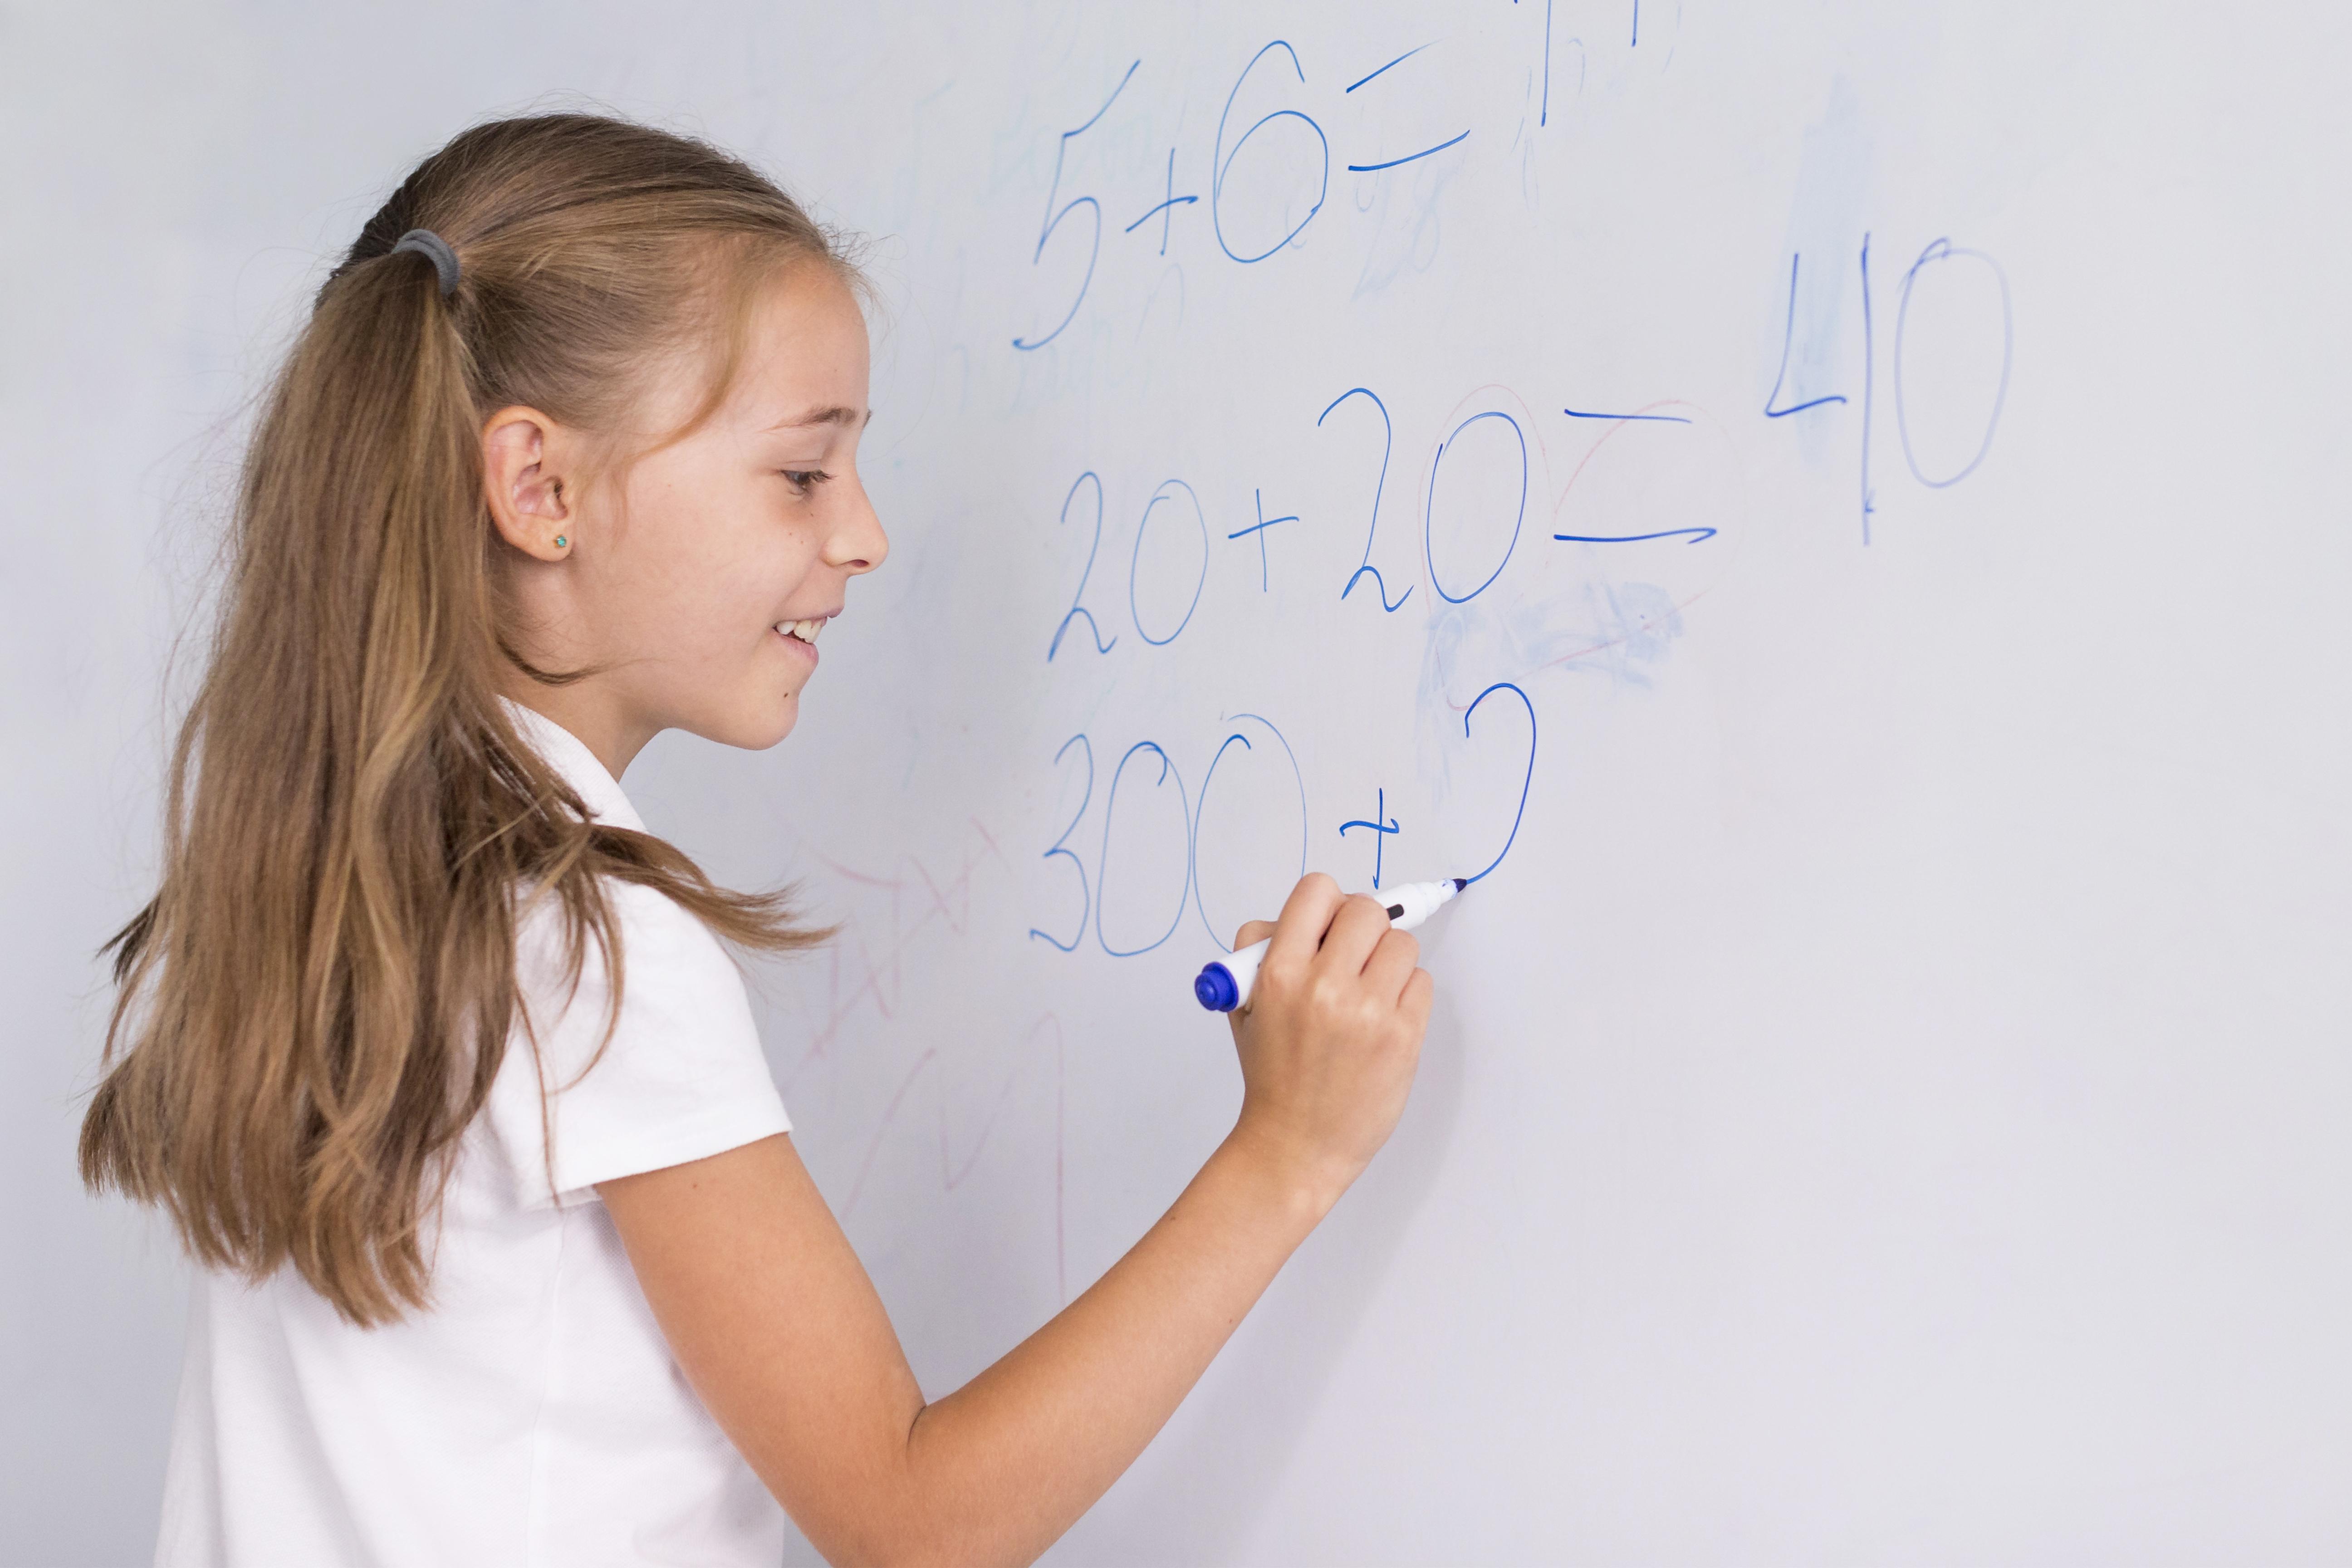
[1007, 25, 2012, 958]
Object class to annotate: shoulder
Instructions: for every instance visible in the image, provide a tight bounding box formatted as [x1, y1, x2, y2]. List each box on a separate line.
[495, 878, 788, 1209]
[504, 876, 775, 1106]
[514, 875, 746, 1011]
[604, 879, 749, 997]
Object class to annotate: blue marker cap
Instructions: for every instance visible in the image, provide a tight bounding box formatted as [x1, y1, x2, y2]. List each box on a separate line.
[1194, 963, 1241, 1012]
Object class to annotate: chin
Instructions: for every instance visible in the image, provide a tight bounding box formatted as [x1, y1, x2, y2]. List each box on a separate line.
[696, 691, 800, 753]
[749, 695, 800, 750]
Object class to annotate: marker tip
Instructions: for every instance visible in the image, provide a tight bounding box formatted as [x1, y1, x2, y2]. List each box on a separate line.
[1452, 877, 1468, 892]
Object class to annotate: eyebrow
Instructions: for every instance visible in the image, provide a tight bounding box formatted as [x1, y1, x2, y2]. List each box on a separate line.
[764, 406, 872, 431]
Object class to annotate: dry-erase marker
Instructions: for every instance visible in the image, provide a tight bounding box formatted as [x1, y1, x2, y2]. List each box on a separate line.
[1192, 878, 1468, 1012]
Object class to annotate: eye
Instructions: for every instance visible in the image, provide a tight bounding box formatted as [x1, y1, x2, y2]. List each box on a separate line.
[779, 468, 833, 495]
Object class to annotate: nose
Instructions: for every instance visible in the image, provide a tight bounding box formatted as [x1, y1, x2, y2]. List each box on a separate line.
[825, 472, 889, 576]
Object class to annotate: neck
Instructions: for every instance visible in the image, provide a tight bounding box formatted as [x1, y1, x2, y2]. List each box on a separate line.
[495, 678, 652, 779]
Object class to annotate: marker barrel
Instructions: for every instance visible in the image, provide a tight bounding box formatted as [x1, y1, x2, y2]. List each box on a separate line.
[1193, 879, 1462, 1013]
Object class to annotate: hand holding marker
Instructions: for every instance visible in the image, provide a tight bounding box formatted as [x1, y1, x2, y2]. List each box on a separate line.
[1195, 879, 1468, 1012]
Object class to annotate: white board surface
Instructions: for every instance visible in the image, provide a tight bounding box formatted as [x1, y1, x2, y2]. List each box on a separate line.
[12, 2, 2351, 1560]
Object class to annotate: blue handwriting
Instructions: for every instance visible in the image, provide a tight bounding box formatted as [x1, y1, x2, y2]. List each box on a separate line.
[1097, 742, 1192, 956]
[1460, 683, 1536, 884]
[1226, 488, 1298, 592]
[1565, 406, 1692, 423]
[1124, 147, 1199, 257]
[1338, 786, 1402, 890]
[1319, 388, 1413, 611]
[1013, 60, 1140, 351]
[1346, 44, 1431, 94]
[1764, 253, 1849, 418]
[1895, 238, 2012, 488]
[1348, 129, 1471, 174]
[1048, 471, 1116, 661]
[1425, 410, 1529, 604]
[1129, 480, 1209, 646]
[1214, 41, 1329, 263]
[1191, 716, 1308, 950]
[1028, 735, 1096, 951]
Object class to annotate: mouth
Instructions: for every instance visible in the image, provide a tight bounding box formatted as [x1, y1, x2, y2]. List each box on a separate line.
[773, 612, 834, 663]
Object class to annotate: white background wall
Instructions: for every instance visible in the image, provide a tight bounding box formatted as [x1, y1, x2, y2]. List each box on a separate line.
[7, 2, 2349, 1561]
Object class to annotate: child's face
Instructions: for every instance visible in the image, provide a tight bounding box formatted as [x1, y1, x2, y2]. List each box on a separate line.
[539, 260, 888, 759]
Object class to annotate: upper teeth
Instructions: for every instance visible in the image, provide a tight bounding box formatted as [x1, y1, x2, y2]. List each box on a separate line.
[778, 618, 824, 642]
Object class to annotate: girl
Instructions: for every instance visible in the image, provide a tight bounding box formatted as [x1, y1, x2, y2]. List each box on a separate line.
[82, 112, 1432, 1568]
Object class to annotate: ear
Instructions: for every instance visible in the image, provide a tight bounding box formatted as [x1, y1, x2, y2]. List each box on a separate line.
[481, 406, 575, 561]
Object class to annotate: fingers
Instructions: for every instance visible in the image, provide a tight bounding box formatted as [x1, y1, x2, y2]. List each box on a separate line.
[1225, 874, 1439, 1196]
[1360, 927, 1421, 1004]
[1314, 893, 1396, 981]
[1245, 875, 1432, 1017]
[1400, 965, 1435, 1029]
[1263, 872, 1345, 974]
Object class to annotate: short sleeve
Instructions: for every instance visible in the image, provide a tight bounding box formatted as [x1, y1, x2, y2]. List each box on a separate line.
[484, 880, 791, 1211]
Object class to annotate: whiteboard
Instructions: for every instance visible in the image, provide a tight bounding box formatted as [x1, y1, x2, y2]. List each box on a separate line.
[15, 1, 2352, 1560]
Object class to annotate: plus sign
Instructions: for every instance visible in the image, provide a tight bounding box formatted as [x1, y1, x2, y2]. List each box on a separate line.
[1338, 788, 1401, 890]
[1123, 147, 1199, 256]
[1226, 488, 1298, 592]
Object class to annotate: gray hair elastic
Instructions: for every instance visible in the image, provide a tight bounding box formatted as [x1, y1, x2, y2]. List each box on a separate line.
[388, 228, 461, 298]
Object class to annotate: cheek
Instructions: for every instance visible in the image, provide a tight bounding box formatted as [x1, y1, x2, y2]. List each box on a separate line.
[760, 528, 829, 598]
[619, 481, 822, 657]
[725, 538, 824, 652]
[688, 509, 799, 626]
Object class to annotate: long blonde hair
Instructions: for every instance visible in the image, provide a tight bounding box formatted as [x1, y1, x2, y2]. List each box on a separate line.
[80, 113, 847, 1327]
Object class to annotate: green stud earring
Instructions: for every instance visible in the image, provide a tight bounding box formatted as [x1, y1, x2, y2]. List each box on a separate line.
[554, 535, 568, 549]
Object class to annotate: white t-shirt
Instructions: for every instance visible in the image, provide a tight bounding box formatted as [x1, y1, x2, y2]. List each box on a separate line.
[154, 699, 794, 1567]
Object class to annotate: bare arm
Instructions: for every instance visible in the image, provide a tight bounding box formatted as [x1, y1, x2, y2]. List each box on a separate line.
[599, 874, 1430, 1568]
